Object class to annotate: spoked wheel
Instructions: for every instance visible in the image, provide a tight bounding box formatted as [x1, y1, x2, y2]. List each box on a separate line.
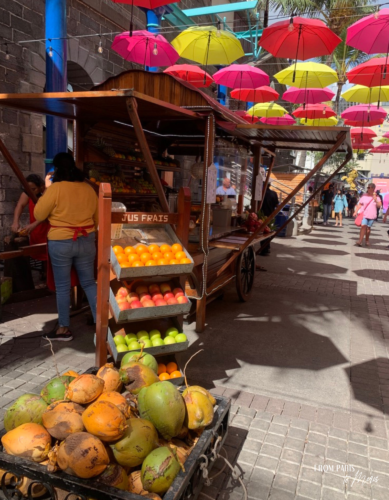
[236, 246, 255, 302]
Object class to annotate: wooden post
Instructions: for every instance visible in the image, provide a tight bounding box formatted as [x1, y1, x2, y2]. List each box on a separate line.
[250, 146, 261, 213]
[176, 187, 191, 250]
[259, 154, 276, 212]
[126, 97, 170, 213]
[0, 138, 38, 203]
[237, 157, 247, 215]
[95, 182, 112, 367]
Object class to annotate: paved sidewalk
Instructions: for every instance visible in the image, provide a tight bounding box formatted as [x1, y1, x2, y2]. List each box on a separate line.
[1, 218, 389, 499]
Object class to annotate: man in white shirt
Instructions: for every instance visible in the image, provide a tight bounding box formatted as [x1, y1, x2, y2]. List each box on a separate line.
[216, 177, 237, 196]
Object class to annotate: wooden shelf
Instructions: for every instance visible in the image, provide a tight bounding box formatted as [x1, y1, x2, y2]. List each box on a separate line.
[112, 193, 158, 199]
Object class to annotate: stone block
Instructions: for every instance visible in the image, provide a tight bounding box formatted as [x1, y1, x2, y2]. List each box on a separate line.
[10, 14, 31, 35]
[277, 460, 300, 478]
[78, 46, 89, 68]
[300, 467, 322, 484]
[272, 474, 298, 494]
[2, 108, 18, 125]
[297, 480, 321, 499]
[255, 455, 279, 472]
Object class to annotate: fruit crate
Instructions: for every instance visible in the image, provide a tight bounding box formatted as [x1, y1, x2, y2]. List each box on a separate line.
[111, 225, 194, 280]
[110, 279, 191, 324]
[0, 374, 230, 500]
[108, 317, 189, 365]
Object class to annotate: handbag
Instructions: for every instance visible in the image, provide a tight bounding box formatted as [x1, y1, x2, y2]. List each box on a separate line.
[355, 198, 374, 227]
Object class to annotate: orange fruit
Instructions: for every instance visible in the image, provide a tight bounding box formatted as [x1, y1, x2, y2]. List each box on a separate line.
[113, 245, 124, 255]
[128, 254, 139, 264]
[121, 262, 132, 268]
[163, 252, 174, 261]
[157, 258, 168, 266]
[175, 251, 186, 261]
[171, 243, 183, 254]
[135, 244, 147, 255]
[124, 246, 136, 255]
[159, 373, 170, 381]
[117, 253, 128, 264]
[145, 260, 156, 267]
[169, 371, 182, 379]
[152, 252, 163, 261]
[166, 362, 178, 374]
[157, 364, 166, 375]
[180, 258, 192, 264]
[132, 261, 144, 267]
[160, 244, 171, 254]
[169, 259, 179, 265]
[140, 252, 151, 263]
[148, 244, 160, 254]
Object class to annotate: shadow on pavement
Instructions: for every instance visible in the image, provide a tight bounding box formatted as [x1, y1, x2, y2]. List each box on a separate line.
[354, 269, 389, 282]
[301, 238, 348, 246]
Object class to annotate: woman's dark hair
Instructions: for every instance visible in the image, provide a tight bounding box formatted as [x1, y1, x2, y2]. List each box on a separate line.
[26, 174, 44, 187]
[52, 152, 85, 183]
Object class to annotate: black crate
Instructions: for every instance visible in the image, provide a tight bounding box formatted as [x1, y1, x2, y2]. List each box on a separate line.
[0, 369, 230, 500]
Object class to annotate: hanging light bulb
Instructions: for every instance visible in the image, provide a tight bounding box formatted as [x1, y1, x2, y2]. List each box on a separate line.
[152, 42, 158, 56]
[288, 17, 294, 32]
[5, 44, 9, 60]
[98, 37, 103, 54]
[217, 20, 221, 37]
[48, 46, 53, 57]
[374, 8, 379, 19]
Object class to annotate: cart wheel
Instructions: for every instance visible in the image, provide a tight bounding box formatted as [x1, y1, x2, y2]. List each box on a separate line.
[236, 246, 255, 302]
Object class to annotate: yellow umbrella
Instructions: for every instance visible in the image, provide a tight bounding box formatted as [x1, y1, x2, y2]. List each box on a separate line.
[274, 62, 338, 88]
[300, 117, 338, 126]
[171, 26, 244, 65]
[342, 84, 389, 103]
[247, 102, 287, 117]
[378, 137, 389, 143]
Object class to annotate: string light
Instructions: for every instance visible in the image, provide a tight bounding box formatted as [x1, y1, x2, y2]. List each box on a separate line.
[152, 42, 158, 56]
[48, 40, 53, 58]
[5, 44, 9, 60]
[288, 17, 294, 32]
[98, 36, 103, 54]
[217, 20, 221, 37]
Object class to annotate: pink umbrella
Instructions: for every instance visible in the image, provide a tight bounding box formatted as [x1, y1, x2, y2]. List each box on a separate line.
[370, 145, 389, 153]
[353, 143, 374, 150]
[350, 127, 376, 138]
[283, 87, 335, 105]
[341, 104, 387, 123]
[213, 64, 269, 89]
[163, 64, 214, 88]
[230, 86, 279, 102]
[112, 31, 179, 67]
[344, 118, 385, 127]
[347, 58, 389, 88]
[383, 132, 389, 138]
[260, 115, 296, 125]
[347, 9, 389, 54]
[293, 103, 336, 119]
[234, 110, 259, 123]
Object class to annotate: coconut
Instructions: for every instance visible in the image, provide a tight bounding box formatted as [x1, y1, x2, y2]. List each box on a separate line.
[42, 401, 85, 440]
[16, 477, 47, 498]
[41, 376, 75, 404]
[119, 362, 159, 395]
[65, 374, 104, 404]
[96, 391, 131, 418]
[184, 386, 216, 406]
[82, 400, 127, 442]
[61, 370, 79, 378]
[121, 351, 158, 374]
[128, 471, 146, 494]
[97, 363, 123, 393]
[57, 432, 109, 478]
[110, 418, 158, 467]
[182, 389, 214, 430]
[141, 447, 181, 494]
[1, 423, 51, 462]
[4, 394, 48, 432]
[97, 464, 129, 490]
[138, 382, 185, 440]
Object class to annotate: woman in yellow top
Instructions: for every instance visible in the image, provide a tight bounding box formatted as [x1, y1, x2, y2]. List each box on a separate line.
[34, 153, 98, 341]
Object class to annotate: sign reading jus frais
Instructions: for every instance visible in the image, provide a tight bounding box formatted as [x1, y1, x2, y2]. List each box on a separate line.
[111, 212, 180, 224]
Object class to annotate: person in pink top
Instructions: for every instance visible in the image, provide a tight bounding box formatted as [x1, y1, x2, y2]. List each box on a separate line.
[354, 183, 382, 247]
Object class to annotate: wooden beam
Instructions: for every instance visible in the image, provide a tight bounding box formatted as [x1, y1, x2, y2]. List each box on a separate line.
[237, 157, 247, 215]
[250, 146, 261, 213]
[95, 182, 112, 367]
[176, 187, 191, 250]
[0, 138, 38, 203]
[259, 154, 276, 212]
[126, 97, 170, 213]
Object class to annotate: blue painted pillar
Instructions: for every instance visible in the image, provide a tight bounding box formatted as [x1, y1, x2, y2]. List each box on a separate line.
[45, 0, 68, 173]
[217, 84, 227, 106]
[145, 7, 166, 72]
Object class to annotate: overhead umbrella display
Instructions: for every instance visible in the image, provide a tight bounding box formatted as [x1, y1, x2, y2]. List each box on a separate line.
[341, 104, 387, 123]
[171, 26, 244, 67]
[112, 31, 179, 67]
[350, 128, 376, 138]
[163, 64, 214, 88]
[378, 137, 389, 143]
[300, 117, 338, 126]
[341, 84, 389, 107]
[347, 9, 389, 54]
[234, 110, 259, 123]
[283, 86, 335, 105]
[383, 132, 389, 138]
[293, 103, 336, 120]
[260, 115, 296, 125]
[247, 102, 287, 118]
[370, 144, 389, 153]
[344, 118, 385, 127]
[274, 62, 338, 88]
[213, 65, 269, 89]
[230, 86, 278, 102]
[347, 58, 389, 88]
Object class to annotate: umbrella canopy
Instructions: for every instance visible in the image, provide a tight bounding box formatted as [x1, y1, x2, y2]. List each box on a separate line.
[234, 110, 260, 123]
[230, 86, 278, 102]
[282, 86, 335, 104]
[370, 145, 389, 153]
[378, 137, 389, 143]
[171, 26, 244, 66]
[293, 103, 336, 119]
[350, 128, 377, 139]
[347, 58, 389, 88]
[353, 143, 374, 150]
[274, 62, 338, 88]
[344, 118, 385, 127]
[341, 104, 387, 122]
[347, 9, 389, 54]
[259, 17, 341, 60]
[112, 31, 179, 67]
[300, 117, 338, 126]
[247, 102, 287, 118]
[213, 65, 269, 89]
[163, 64, 213, 88]
[111, 0, 178, 6]
[341, 84, 389, 103]
[260, 115, 296, 125]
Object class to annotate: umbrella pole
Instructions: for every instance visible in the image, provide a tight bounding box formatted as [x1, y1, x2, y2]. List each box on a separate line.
[144, 38, 149, 70]
[203, 32, 211, 85]
[303, 72, 308, 110]
[292, 25, 302, 83]
[130, 0, 134, 37]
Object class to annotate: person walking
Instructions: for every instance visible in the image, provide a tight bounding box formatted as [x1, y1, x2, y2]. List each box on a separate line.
[348, 191, 358, 218]
[333, 189, 348, 227]
[322, 185, 334, 225]
[376, 190, 383, 219]
[354, 183, 382, 247]
[34, 152, 98, 341]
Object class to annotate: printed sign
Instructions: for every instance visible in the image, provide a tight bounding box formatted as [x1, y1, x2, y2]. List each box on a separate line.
[260, 167, 266, 181]
[255, 175, 263, 201]
[206, 163, 217, 204]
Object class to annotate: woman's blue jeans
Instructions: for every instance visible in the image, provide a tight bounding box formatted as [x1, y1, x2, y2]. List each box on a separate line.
[48, 233, 97, 328]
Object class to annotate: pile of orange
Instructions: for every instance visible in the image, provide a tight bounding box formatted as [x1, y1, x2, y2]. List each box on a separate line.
[157, 362, 181, 380]
[112, 243, 191, 268]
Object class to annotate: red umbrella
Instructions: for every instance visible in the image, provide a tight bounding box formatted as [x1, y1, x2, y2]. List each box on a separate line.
[347, 58, 389, 88]
[234, 110, 260, 123]
[344, 118, 385, 126]
[293, 103, 336, 119]
[164, 64, 214, 88]
[283, 86, 335, 105]
[213, 64, 269, 89]
[230, 86, 279, 102]
[353, 143, 374, 150]
[350, 127, 376, 138]
[260, 115, 296, 125]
